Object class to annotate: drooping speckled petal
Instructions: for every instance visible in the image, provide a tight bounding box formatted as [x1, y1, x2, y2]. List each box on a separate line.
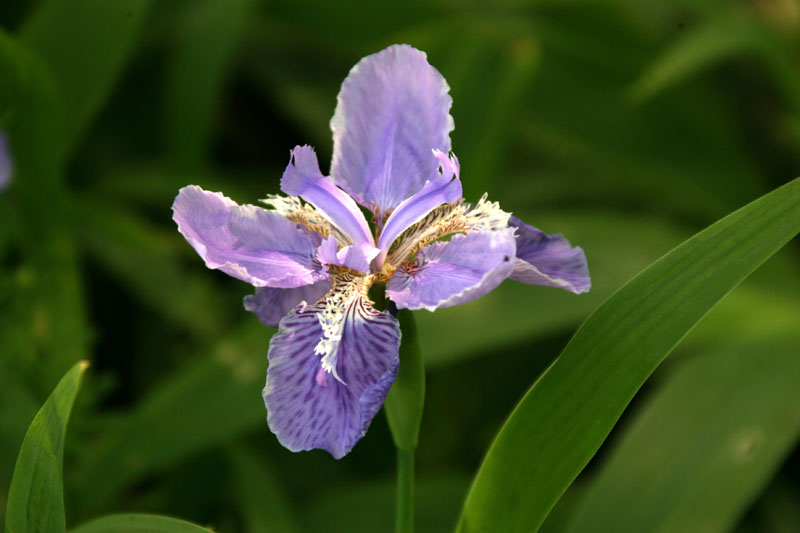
[0, 132, 11, 190]
[376, 150, 462, 264]
[263, 274, 400, 459]
[173, 185, 328, 288]
[330, 44, 454, 213]
[243, 280, 332, 328]
[387, 228, 516, 311]
[509, 216, 590, 294]
[281, 145, 373, 245]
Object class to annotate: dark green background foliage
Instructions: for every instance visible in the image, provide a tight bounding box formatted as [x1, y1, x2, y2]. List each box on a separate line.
[1, 0, 799, 531]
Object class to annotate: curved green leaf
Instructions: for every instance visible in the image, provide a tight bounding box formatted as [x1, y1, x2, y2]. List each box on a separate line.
[70, 514, 213, 533]
[20, 0, 153, 155]
[5, 361, 88, 533]
[164, 0, 256, 171]
[564, 334, 800, 533]
[457, 177, 800, 532]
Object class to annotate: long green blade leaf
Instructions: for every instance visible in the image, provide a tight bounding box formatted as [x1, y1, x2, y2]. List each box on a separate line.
[5, 361, 88, 533]
[564, 334, 800, 533]
[457, 177, 800, 532]
[20, 0, 153, 154]
[70, 514, 214, 533]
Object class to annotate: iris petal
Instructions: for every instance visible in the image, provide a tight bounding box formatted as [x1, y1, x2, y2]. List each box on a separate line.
[509, 215, 591, 294]
[0, 132, 11, 190]
[376, 150, 462, 263]
[330, 44, 454, 213]
[281, 145, 373, 245]
[243, 280, 332, 328]
[172, 186, 327, 288]
[263, 274, 400, 459]
[386, 228, 516, 311]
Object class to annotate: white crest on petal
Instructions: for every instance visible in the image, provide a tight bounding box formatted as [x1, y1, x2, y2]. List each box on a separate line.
[464, 194, 511, 231]
[314, 272, 375, 383]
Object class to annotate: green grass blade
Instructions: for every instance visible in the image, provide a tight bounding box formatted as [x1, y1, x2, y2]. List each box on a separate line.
[164, 0, 256, 171]
[5, 361, 88, 533]
[19, 0, 153, 155]
[70, 514, 214, 533]
[564, 334, 800, 533]
[71, 322, 268, 516]
[226, 445, 299, 533]
[457, 177, 800, 532]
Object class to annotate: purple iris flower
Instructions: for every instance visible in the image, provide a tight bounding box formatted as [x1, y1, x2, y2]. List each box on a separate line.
[172, 44, 590, 459]
[0, 132, 11, 190]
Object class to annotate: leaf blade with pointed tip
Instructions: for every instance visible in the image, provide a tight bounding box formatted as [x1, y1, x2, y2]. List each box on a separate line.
[70, 514, 214, 533]
[457, 177, 800, 532]
[5, 361, 88, 533]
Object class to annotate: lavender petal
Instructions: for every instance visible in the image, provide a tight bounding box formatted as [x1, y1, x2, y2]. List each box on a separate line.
[281, 145, 373, 245]
[172, 185, 328, 288]
[509, 215, 590, 294]
[0, 133, 11, 190]
[386, 228, 516, 311]
[263, 275, 400, 459]
[243, 279, 332, 328]
[330, 44, 454, 213]
[376, 150, 462, 261]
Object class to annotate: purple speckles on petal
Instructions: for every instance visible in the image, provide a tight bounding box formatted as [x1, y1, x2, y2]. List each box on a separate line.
[330, 45, 454, 213]
[263, 275, 400, 459]
[387, 228, 517, 311]
[509, 215, 591, 294]
[0, 132, 12, 190]
[172, 185, 328, 288]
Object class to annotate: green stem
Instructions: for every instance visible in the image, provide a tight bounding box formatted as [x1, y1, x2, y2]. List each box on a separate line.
[396, 447, 415, 533]
[382, 308, 424, 533]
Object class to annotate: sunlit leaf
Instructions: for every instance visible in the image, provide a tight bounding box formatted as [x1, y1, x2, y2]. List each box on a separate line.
[458, 178, 800, 532]
[70, 514, 214, 533]
[5, 361, 88, 533]
[564, 333, 800, 533]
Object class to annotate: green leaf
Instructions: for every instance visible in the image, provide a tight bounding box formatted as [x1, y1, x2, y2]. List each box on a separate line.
[5, 361, 88, 533]
[70, 514, 214, 533]
[71, 321, 268, 516]
[384, 310, 425, 451]
[20, 0, 153, 154]
[628, 13, 758, 103]
[226, 445, 299, 533]
[457, 177, 800, 532]
[563, 334, 800, 533]
[164, 0, 257, 170]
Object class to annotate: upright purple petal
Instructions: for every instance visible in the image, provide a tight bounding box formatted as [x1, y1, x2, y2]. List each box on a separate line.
[330, 44, 454, 213]
[244, 279, 332, 328]
[376, 150, 462, 265]
[173, 185, 328, 288]
[263, 274, 400, 459]
[281, 146, 373, 245]
[387, 228, 516, 311]
[0, 132, 11, 190]
[509, 216, 590, 294]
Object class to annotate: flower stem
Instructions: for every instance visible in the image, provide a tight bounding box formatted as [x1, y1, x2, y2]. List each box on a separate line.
[383, 307, 425, 533]
[395, 447, 415, 533]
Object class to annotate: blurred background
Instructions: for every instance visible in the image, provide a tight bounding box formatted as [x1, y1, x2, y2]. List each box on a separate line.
[1, 0, 799, 531]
